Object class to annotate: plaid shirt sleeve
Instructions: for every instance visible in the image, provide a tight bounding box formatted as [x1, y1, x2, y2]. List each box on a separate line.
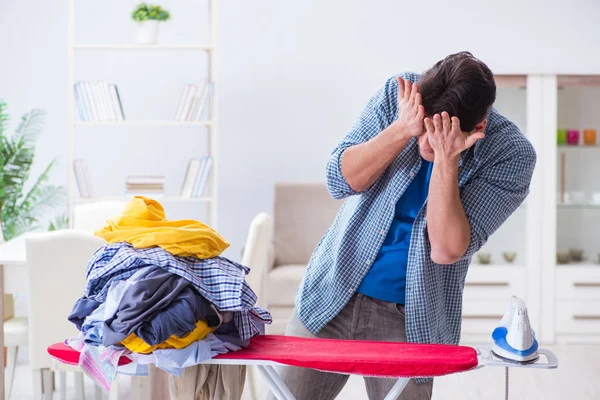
[460, 130, 537, 259]
[325, 74, 415, 199]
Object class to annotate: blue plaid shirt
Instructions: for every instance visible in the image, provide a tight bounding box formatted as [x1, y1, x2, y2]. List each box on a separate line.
[84, 242, 272, 342]
[296, 72, 536, 350]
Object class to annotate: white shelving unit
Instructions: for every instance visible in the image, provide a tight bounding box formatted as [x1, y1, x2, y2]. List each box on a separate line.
[66, 0, 220, 228]
[74, 196, 215, 205]
[462, 74, 600, 345]
[74, 44, 214, 51]
[457, 75, 545, 344]
[73, 121, 213, 127]
[545, 75, 600, 344]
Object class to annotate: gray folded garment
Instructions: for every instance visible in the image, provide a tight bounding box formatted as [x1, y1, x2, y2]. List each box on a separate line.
[68, 297, 103, 330]
[102, 266, 220, 346]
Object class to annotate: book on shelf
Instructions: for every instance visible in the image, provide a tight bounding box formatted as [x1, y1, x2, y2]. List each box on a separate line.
[126, 175, 165, 196]
[73, 159, 94, 197]
[180, 157, 213, 198]
[74, 81, 125, 122]
[174, 81, 213, 121]
[174, 85, 192, 121]
[126, 175, 166, 185]
[180, 159, 201, 198]
[193, 156, 213, 197]
[126, 184, 164, 191]
[82, 82, 97, 120]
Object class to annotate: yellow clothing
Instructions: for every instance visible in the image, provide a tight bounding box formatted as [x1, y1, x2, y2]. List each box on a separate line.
[95, 196, 229, 259]
[122, 320, 216, 354]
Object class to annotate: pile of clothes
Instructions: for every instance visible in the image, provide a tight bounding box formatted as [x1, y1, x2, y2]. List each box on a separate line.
[67, 197, 271, 392]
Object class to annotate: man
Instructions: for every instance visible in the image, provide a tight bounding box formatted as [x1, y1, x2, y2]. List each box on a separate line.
[271, 52, 536, 400]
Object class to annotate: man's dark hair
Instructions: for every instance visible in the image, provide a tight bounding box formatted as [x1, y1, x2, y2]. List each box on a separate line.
[418, 51, 496, 132]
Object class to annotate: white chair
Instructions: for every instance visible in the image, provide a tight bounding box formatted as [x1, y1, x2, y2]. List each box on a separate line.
[73, 201, 127, 232]
[4, 293, 28, 400]
[1, 231, 56, 399]
[26, 230, 106, 400]
[240, 213, 274, 400]
[242, 212, 274, 308]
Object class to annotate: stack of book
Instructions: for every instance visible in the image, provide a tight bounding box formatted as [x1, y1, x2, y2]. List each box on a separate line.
[180, 157, 213, 198]
[174, 81, 213, 121]
[74, 81, 125, 121]
[126, 176, 165, 197]
[73, 159, 94, 197]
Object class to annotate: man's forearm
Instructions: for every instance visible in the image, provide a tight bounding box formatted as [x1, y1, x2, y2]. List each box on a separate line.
[341, 124, 411, 193]
[426, 156, 471, 264]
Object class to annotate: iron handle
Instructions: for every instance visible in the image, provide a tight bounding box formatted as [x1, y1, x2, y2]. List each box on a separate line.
[465, 282, 509, 287]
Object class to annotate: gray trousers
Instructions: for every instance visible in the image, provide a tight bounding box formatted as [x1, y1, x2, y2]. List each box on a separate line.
[267, 293, 433, 400]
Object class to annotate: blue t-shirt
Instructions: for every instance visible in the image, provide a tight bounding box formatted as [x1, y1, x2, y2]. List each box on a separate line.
[357, 159, 432, 304]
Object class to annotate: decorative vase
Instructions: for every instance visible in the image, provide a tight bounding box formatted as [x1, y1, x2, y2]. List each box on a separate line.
[502, 252, 517, 263]
[477, 252, 491, 265]
[557, 129, 567, 145]
[556, 252, 570, 264]
[567, 129, 580, 145]
[137, 21, 160, 44]
[569, 248, 584, 262]
[584, 129, 597, 146]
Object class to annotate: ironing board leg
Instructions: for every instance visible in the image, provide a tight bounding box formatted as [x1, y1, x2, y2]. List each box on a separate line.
[263, 366, 296, 400]
[256, 366, 287, 400]
[382, 378, 410, 400]
[256, 365, 296, 400]
[505, 367, 509, 400]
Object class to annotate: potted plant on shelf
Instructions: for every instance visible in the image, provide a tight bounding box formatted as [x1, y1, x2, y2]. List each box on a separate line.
[131, 3, 171, 45]
[0, 102, 66, 242]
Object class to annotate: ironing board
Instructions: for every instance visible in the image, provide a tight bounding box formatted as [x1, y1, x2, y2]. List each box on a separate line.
[47, 335, 558, 400]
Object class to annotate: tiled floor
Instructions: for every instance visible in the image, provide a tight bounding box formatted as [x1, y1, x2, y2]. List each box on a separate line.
[6, 344, 600, 399]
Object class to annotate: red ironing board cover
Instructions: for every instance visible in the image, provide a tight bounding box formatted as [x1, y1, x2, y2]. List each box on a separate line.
[217, 335, 479, 378]
[48, 335, 478, 378]
[47, 342, 132, 366]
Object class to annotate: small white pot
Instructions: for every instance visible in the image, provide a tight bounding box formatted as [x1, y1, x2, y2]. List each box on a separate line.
[137, 20, 160, 45]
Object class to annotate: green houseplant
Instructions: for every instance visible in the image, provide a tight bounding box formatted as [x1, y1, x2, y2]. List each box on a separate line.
[131, 3, 171, 45]
[0, 102, 66, 242]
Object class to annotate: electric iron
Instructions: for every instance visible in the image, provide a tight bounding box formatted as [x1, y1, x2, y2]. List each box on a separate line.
[491, 296, 539, 364]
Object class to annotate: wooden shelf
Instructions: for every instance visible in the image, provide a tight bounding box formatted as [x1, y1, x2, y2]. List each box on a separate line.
[75, 196, 214, 204]
[469, 264, 525, 268]
[74, 120, 213, 127]
[557, 75, 600, 88]
[74, 44, 213, 51]
[556, 263, 600, 269]
[494, 75, 527, 89]
[557, 204, 600, 209]
[558, 145, 600, 149]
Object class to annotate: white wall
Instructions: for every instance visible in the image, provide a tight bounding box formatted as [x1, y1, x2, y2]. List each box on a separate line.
[1, 0, 600, 259]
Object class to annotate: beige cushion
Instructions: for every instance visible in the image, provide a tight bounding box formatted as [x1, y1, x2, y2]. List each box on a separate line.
[4, 294, 14, 321]
[4, 317, 29, 346]
[274, 183, 341, 266]
[266, 264, 306, 306]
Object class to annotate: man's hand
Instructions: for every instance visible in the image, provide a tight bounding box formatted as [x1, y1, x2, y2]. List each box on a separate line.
[339, 76, 424, 193]
[424, 112, 485, 161]
[392, 76, 425, 139]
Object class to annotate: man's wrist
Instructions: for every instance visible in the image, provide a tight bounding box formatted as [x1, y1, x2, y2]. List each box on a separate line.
[434, 153, 460, 170]
[381, 122, 411, 149]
